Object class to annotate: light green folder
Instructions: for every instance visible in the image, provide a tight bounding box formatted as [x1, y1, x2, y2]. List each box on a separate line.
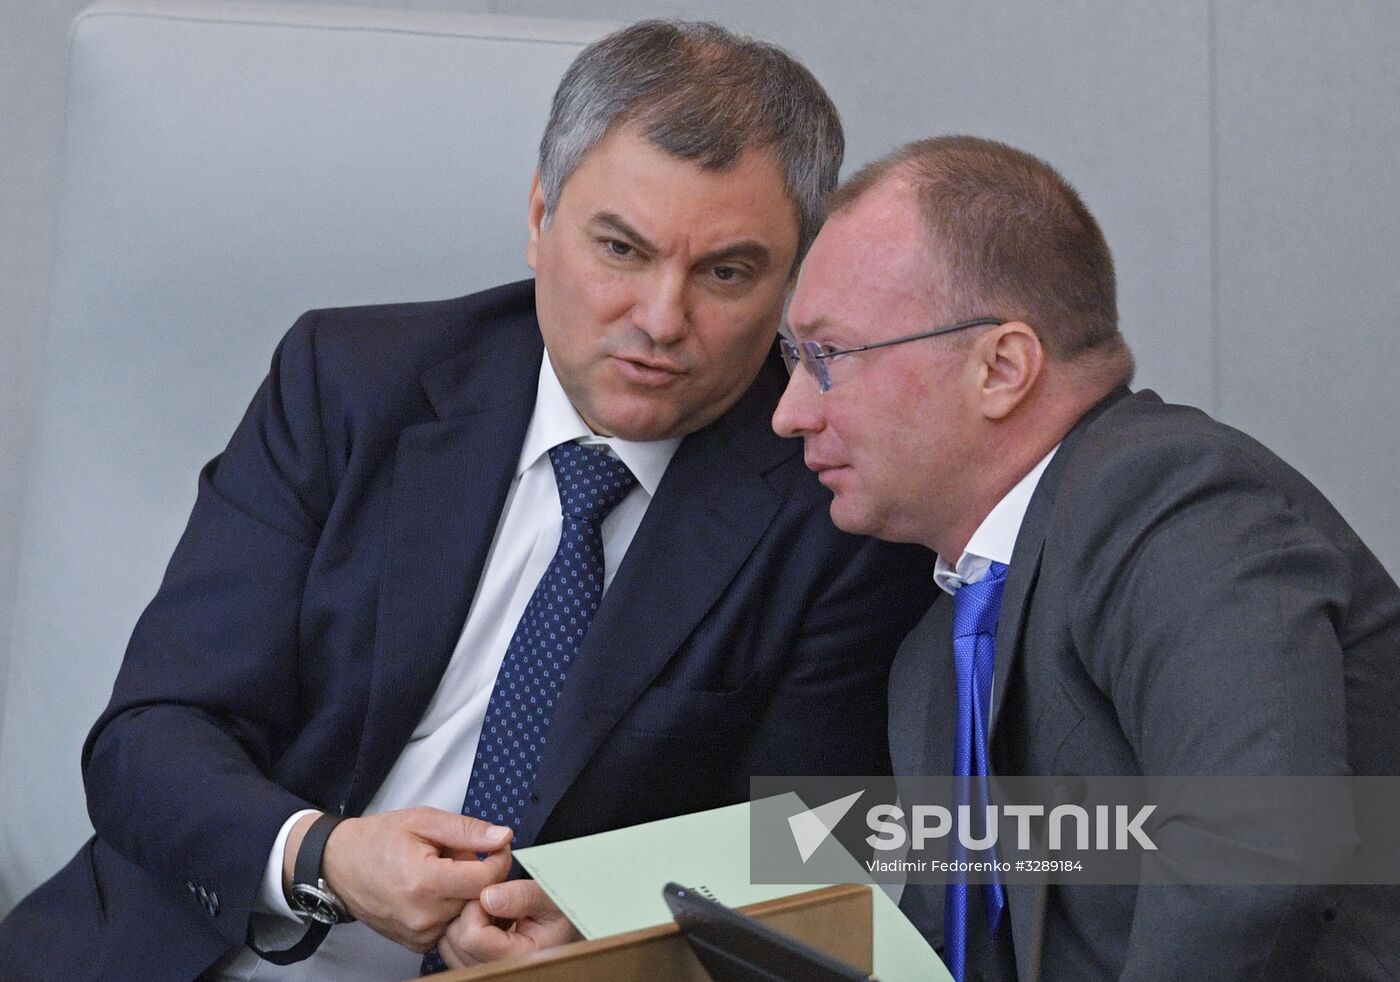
[514, 795, 950, 982]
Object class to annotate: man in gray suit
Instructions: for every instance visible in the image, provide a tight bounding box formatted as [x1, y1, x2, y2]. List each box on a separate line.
[773, 136, 1400, 980]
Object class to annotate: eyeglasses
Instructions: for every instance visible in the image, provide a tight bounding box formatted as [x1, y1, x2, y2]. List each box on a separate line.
[779, 317, 1005, 393]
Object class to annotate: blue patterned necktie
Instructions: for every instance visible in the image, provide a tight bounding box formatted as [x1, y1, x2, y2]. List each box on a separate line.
[943, 561, 1009, 982]
[422, 441, 635, 976]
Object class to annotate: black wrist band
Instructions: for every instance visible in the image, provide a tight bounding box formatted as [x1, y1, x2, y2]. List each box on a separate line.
[253, 812, 350, 965]
[289, 813, 352, 926]
[293, 813, 344, 894]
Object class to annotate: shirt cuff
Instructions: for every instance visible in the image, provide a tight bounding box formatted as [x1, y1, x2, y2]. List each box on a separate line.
[256, 808, 322, 920]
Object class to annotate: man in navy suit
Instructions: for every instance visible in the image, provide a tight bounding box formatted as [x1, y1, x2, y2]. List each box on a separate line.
[0, 21, 933, 981]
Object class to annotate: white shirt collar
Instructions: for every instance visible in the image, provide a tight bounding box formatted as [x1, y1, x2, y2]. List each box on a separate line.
[516, 353, 681, 496]
[933, 445, 1059, 595]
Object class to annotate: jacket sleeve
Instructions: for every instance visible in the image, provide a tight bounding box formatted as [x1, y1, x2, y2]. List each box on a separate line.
[82, 310, 334, 948]
[1065, 431, 1355, 981]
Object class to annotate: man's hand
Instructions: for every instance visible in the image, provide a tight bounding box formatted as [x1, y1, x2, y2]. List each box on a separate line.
[287, 807, 512, 951]
[437, 880, 583, 968]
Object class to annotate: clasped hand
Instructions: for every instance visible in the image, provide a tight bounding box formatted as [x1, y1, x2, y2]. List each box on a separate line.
[305, 807, 580, 963]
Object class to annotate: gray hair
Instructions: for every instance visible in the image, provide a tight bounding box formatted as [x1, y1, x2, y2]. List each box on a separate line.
[538, 20, 843, 263]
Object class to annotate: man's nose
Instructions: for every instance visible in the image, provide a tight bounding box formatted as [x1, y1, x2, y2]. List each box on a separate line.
[633, 272, 688, 345]
[772, 364, 823, 439]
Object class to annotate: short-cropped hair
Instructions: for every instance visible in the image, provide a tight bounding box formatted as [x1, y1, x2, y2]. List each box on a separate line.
[539, 20, 844, 263]
[834, 136, 1131, 378]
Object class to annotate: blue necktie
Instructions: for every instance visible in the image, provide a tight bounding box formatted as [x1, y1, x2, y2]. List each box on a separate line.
[422, 441, 635, 975]
[943, 561, 1008, 982]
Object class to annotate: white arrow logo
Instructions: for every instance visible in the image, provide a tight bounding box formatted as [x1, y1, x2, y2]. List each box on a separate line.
[787, 790, 864, 863]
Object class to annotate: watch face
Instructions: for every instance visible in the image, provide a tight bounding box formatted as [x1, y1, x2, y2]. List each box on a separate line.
[291, 882, 345, 926]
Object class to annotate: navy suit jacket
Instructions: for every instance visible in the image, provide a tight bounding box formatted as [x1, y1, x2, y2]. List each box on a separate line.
[2, 280, 935, 981]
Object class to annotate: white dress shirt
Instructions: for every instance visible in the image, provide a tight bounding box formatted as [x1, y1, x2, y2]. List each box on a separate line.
[932, 446, 1059, 595]
[929, 446, 1058, 724]
[215, 354, 679, 981]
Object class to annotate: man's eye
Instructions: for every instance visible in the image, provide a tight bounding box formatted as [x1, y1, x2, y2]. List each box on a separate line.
[603, 239, 634, 258]
[710, 265, 749, 284]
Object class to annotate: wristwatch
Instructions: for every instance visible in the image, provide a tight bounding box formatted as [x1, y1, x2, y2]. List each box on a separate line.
[289, 813, 354, 926]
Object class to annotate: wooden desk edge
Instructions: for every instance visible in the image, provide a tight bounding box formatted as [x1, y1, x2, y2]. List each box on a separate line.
[422, 882, 873, 981]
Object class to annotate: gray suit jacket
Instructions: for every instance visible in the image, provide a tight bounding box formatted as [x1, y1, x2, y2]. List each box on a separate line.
[892, 388, 1400, 981]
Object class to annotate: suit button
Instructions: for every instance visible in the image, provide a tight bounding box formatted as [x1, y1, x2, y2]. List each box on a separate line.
[529, 791, 540, 804]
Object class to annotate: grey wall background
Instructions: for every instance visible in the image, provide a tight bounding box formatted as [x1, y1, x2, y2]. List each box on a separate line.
[0, 0, 1395, 905]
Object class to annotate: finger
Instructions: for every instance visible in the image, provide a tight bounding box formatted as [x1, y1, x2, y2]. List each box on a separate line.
[414, 809, 513, 854]
[443, 841, 512, 865]
[480, 880, 560, 921]
[424, 846, 513, 901]
[442, 900, 522, 966]
[439, 900, 490, 967]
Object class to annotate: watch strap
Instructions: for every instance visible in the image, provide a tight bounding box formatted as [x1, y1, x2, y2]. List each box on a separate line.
[251, 812, 346, 965]
[252, 920, 331, 966]
[293, 813, 344, 892]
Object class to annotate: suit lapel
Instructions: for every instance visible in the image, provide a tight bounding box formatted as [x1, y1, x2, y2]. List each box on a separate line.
[517, 359, 793, 846]
[346, 296, 542, 813]
[988, 497, 1048, 741]
[984, 389, 1134, 977]
[987, 386, 1132, 745]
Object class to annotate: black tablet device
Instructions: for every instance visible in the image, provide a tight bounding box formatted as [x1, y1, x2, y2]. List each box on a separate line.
[663, 882, 875, 982]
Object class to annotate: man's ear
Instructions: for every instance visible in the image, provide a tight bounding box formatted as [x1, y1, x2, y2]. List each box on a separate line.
[978, 322, 1043, 420]
[525, 170, 546, 271]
